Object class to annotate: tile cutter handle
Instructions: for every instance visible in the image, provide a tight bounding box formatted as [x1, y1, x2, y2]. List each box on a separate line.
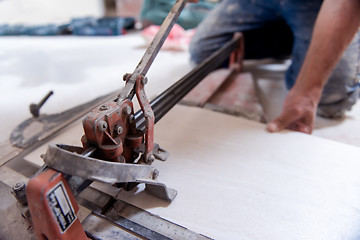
[118, 0, 195, 101]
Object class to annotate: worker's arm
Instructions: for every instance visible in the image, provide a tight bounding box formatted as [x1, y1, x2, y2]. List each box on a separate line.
[266, 0, 360, 134]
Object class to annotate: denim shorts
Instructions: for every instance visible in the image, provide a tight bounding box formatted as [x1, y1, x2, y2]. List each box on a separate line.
[190, 0, 360, 117]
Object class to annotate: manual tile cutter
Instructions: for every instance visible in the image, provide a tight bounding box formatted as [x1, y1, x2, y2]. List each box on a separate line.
[14, 1, 245, 239]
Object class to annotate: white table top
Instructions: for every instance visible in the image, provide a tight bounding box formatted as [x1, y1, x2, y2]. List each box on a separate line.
[115, 105, 360, 240]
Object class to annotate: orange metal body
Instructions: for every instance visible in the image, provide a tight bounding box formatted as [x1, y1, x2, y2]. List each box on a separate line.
[26, 169, 88, 240]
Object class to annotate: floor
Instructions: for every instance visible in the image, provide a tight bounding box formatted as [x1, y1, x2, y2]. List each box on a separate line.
[0, 34, 192, 145]
[1, 34, 359, 148]
[0, 0, 103, 25]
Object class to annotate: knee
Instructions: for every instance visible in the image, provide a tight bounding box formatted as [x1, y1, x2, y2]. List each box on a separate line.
[318, 84, 359, 118]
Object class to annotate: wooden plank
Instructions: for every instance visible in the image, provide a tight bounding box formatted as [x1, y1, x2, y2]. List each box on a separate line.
[205, 72, 264, 121]
[0, 166, 29, 187]
[182, 70, 264, 122]
[181, 69, 234, 107]
[0, 142, 21, 166]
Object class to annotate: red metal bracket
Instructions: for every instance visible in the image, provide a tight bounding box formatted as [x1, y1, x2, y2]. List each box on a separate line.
[81, 99, 142, 163]
[135, 75, 155, 164]
[81, 74, 157, 165]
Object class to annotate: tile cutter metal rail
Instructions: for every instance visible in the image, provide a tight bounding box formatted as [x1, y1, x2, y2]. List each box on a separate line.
[9, 1, 244, 239]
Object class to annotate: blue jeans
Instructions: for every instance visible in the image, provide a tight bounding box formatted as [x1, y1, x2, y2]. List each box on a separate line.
[190, 0, 360, 117]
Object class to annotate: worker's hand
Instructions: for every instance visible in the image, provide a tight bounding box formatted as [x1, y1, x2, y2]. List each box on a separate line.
[266, 88, 320, 134]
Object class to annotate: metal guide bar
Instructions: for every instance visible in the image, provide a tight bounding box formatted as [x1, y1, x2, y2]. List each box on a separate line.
[118, 0, 189, 101]
[135, 34, 242, 131]
[78, 187, 212, 240]
[80, 198, 171, 240]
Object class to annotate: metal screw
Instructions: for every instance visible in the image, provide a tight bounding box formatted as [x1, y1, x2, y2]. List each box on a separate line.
[123, 73, 131, 81]
[29, 90, 54, 118]
[116, 125, 123, 135]
[99, 105, 109, 111]
[123, 105, 132, 116]
[152, 169, 159, 179]
[97, 120, 108, 131]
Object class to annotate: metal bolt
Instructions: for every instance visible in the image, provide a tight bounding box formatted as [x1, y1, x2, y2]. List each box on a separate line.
[123, 73, 131, 81]
[140, 76, 148, 85]
[97, 120, 108, 131]
[99, 105, 109, 111]
[148, 154, 155, 164]
[12, 182, 27, 206]
[123, 105, 132, 116]
[152, 169, 159, 179]
[116, 125, 123, 135]
[29, 90, 54, 118]
[13, 182, 25, 192]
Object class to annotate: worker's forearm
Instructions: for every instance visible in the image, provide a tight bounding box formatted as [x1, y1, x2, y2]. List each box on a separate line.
[267, 0, 360, 134]
[294, 0, 360, 100]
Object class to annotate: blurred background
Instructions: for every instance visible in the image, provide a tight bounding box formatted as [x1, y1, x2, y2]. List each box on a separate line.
[0, 0, 218, 143]
[0, 0, 139, 25]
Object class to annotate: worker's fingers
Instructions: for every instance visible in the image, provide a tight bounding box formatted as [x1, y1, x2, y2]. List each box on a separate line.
[287, 121, 312, 134]
[267, 87, 318, 134]
[298, 112, 314, 134]
[292, 108, 315, 134]
[266, 111, 300, 133]
[267, 117, 312, 134]
[266, 121, 281, 132]
[267, 110, 314, 134]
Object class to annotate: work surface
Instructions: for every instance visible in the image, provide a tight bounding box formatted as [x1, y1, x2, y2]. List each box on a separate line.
[1, 33, 360, 239]
[24, 105, 360, 240]
[124, 106, 360, 240]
